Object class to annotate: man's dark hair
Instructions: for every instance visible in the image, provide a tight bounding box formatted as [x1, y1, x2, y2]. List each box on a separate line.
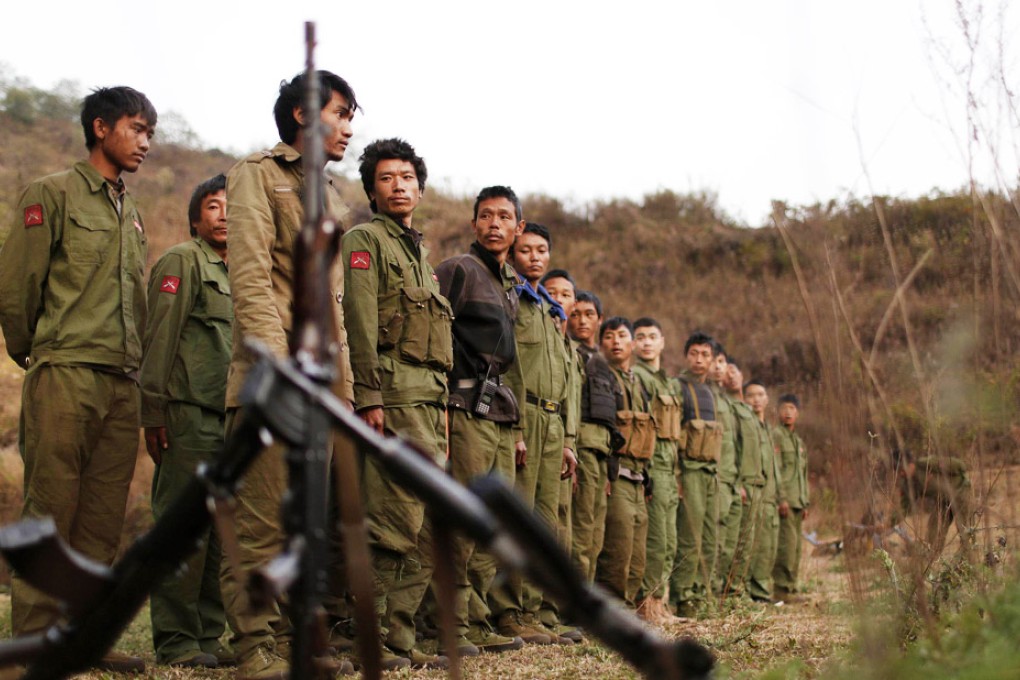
[633, 317, 662, 333]
[187, 173, 227, 236]
[274, 70, 358, 145]
[81, 86, 157, 150]
[744, 378, 766, 391]
[575, 290, 603, 317]
[358, 138, 427, 213]
[684, 331, 716, 355]
[727, 357, 740, 370]
[711, 340, 727, 359]
[523, 222, 551, 248]
[600, 316, 633, 341]
[778, 393, 801, 409]
[540, 269, 575, 288]
[473, 185, 522, 223]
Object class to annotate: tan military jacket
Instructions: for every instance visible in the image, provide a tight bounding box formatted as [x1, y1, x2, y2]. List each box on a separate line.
[224, 142, 354, 408]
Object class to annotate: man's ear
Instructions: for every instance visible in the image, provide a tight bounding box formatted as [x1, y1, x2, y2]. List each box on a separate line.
[292, 105, 305, 127]
[515, 220, 525, 236]
[92, 117, 109, 142]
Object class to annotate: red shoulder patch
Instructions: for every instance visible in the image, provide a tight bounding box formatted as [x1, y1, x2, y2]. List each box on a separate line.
[160, 275, 181, 294]
[350, 251, 371, 270]
[24, 204, 43, 228]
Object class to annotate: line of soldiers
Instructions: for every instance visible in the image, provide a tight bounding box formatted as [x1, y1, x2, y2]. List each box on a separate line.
[0, 71, 822, 679]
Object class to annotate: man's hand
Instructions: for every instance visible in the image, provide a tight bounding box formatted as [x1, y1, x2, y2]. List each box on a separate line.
[515, 440, 528, 467]
[561, 447, 577, 480]
[739, 485, 749, 505]
[778, 501, 790, 519]
[358, 406, 385, 434]
[144, 426, 169, 465]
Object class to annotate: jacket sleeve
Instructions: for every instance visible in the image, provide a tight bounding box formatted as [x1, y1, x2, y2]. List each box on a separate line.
[562, 337, 580, 452]
[340, 229, 382, 409]
[139, 250, 194, 427]
[0, 183, 58, 367]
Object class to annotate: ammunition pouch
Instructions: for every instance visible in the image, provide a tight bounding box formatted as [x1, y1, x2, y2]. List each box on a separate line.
[616, 409, 656, 460]
[651, 394, 682, 441]
[679, 418, 723, 463]
[582, 359, 618, 427]
[379, 286, 454, 371]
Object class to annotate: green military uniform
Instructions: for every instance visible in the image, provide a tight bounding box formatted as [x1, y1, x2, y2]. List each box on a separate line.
[892, 456, 973, 555]
[222, 142, 355, 661]
[747, 420, 781, 601]
[0, 160, 147, 635]
[141, 237, 231, 663]
[713, 388, 743, 596]
[633, 361, 681, 601]
[341, 213, 452, 656]
[596, 366, 653, 607]
[725, 400, 765, 596]
[491, 282, 573, 631]
[772, 424, 809, 593]
[671, 373, 720, 614]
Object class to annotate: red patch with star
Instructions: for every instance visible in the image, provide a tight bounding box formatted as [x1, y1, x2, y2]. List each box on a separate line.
[24, 204, 43, 228]
[160, 276, 181, 294]
[350, 251, 371, 270]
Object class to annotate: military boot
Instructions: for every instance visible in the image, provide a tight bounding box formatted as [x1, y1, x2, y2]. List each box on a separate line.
[236, 644, 288, 680]
[496, 610, 552, 645]
[465, 625, 525, 653]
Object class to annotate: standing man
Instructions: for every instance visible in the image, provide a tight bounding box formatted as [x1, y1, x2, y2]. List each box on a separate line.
[631, 318, 682, 623]
[772, 394, 810, 598]
[435, 186, 526, 655]
[0, 86, 156, 673]
[709, 349, 743, 598]
[341, 138, 451, 669]
[223, 70, 357, 680]
[491, 224, 576, 645]
[141, 174, 232, 668]
[745, 380, 782, 602]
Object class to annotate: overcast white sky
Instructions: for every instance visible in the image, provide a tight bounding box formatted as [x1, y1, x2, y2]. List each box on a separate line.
[2, 1, 1017, 225]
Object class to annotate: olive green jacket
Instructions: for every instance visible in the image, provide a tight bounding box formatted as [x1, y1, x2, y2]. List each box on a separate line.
[634, 360, 680, 476]
[0, 160, 147, 371]
[734, 400, 765, 487]
[610, 365, 650, 472]
[772, 425, 808, 509]
[574, 342, 613, 454]
[675, 369, 717, 472]
[712, 385, 740, 485]
[140, 238, 232, 426]
[341, 213, 450, 409]
[758, 418, 783, 505]
[224, 142, 354, 408]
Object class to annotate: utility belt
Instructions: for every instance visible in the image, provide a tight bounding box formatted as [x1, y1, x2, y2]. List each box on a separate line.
[616, 465, 646, 484]
[526, 391, 561, 415]
[449, 373, 519, 423]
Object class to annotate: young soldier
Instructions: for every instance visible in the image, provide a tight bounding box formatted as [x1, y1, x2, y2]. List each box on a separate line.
[489, 224, 575, 646]
[671, 332, 722, 618]
[709, 349, 743, 598]
[744, 380, 782, 602]
[223, 70, 358, 680]
[341, 139, 451, 670]
[141, 174, 231, 668]
[435, 186, 526, 655]
[596, 317, 654, 607]
[719, 361, 759, 597]
[0, 86, 156, 674]
[566, 291, 619, 583]
[631, 318, 682, 623]
[772, 394, 810, 597]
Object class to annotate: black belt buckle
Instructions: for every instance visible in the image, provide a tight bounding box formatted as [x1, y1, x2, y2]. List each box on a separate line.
[527, 392, 561, 414]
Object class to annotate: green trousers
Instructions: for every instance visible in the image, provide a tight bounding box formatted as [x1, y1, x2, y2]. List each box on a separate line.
[748, 501, 779, 600]
[150, 402, 226, 663]
[671, 465, 718, 608]
[13, 365, 139, 636]
[447, 409, 515, 635]
[364, 404, 446, 654]
[571, 448, 608, 582]
[640, 463, 679, 600]
[773, 507, 805, 592]
[713, 481, 743, 596]
[725, 484, 763, 596]
[596, 469, 648, 606]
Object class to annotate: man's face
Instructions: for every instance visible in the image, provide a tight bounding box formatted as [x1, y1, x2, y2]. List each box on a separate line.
[779, 402, 799, 426]
[685, 343, 714, 377]
[472, 197, 523, 258]
[193, 190, 227, 250]
[724, 364, 743, 392]
[96, 113, 154, 174]
[570, 301, 601, 345]
[633, 325, 664, 363]
[371, 158, 420, 223]
[513, 232, 551, 284]
[710, 353, 728, 384]
[745, 384, 768, 416]
[318, 90, 354, 162]
[601, 326, 634, 369]
[543, 276, 575, 317]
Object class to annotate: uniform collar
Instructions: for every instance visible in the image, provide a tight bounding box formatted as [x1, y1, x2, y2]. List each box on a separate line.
[270, 141, 303, 163]
[74, 160, 125, 195]
[194, 237, 226, 265]
[374, 213, 423, 245]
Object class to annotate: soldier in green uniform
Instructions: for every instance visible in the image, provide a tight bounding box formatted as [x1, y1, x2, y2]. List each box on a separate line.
[886, 448, 973, 557]
[671, 332, 722, 618]
[491, 224, 576, 645]
[223, 71, 358, 680]
[141, 175, 232, 668]
[772, 394, 809, 597]
[745, 380, 782, 602]
[565, 291, 618, 583]
[341, 139, 451, 670]
[0, 87, 156, 674]
[435, 186, 526, 656]
[632, 318, 682, 623]
[710, 350, 744, 599]
[596, 317, 655, 607]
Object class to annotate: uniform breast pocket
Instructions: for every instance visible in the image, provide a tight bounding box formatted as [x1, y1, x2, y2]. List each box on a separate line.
[200, 279, 233, 322]
[273, 185, 302, 248]
[66, 210, 111, 264]
[515, 310, 544, 345]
